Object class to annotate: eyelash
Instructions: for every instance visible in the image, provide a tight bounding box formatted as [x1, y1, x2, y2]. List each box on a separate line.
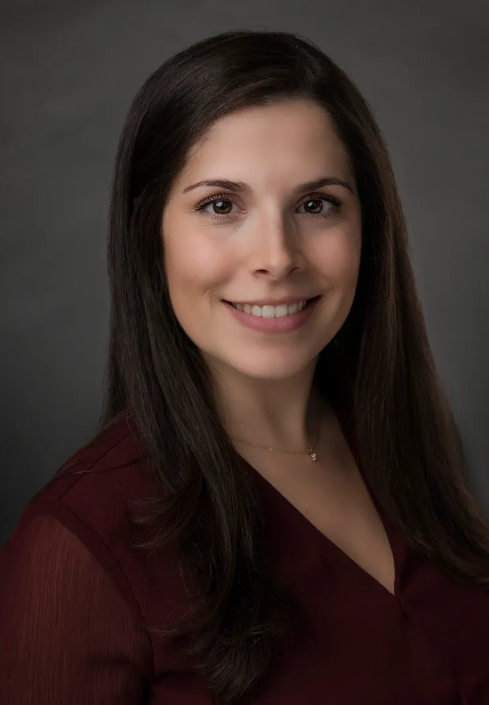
[193, 192, 345, 221]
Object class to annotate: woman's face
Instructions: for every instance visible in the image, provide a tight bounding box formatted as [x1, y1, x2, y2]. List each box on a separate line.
[161, 99, 362, 381]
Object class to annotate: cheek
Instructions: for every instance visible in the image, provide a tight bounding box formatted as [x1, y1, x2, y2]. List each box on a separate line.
[314, 230, 361, 287]
[163, 226, 235, 300]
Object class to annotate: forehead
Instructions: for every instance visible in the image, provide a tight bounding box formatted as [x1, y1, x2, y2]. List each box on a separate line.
[176, 100, 352, 188]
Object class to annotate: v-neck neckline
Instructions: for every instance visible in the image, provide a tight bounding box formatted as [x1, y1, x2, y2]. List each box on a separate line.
[238, 409, 403, 601]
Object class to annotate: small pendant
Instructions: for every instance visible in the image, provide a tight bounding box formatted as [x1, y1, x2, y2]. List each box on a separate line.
[309, 452, 317, 461]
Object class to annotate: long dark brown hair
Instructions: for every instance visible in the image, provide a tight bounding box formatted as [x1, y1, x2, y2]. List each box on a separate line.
[97, 29, 489, 705]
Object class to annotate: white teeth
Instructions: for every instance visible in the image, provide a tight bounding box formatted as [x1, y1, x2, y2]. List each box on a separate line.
[231, 300, 308, 317]
[275, 304, 289, 318]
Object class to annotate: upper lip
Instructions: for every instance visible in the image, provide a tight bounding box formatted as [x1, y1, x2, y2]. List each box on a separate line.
[225, 295, 318, 306]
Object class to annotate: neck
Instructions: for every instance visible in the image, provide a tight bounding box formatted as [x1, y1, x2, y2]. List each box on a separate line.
[206, 355, 329, 451]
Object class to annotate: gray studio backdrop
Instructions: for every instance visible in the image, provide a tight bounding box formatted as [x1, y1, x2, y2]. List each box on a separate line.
[1, 0, 488, 547]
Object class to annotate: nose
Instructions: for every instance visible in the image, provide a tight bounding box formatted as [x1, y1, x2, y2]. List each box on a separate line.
[248, 214, 305, 281]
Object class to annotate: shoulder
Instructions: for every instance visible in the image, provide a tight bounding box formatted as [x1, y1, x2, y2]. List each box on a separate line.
[1, 413, 194, 670]
[21, 413, 153, 526]
[2, 414, 186, 626]
[5, 414, 171, 588]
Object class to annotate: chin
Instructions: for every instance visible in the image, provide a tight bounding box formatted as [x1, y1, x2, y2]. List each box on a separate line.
[218, 350, 320, 381]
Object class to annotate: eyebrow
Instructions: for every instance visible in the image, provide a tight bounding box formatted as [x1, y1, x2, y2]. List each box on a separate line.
[182, 176, 355, 196]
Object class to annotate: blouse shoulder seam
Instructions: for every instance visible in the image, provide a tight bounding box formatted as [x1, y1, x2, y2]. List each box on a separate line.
[56, 426, 139, 500]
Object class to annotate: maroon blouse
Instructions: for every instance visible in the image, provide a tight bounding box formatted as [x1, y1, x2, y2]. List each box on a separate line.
[1, 412, 489, 704]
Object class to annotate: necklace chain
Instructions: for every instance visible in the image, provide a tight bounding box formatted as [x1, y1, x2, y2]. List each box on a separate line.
[229, 428, 320, 461]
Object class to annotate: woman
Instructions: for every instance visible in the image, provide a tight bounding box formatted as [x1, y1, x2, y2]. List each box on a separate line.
[1, 28, 489, 705]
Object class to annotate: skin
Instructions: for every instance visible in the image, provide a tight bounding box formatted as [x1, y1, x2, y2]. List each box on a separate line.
[161, 99, 362, 451]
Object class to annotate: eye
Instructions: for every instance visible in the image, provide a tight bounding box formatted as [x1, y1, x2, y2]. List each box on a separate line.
[196, 196, 238, 219]
[297, 194, 343, 217]
[194, 192, 344, 220]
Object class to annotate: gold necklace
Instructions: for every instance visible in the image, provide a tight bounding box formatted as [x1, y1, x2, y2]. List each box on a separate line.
[229, 428, 320, 461]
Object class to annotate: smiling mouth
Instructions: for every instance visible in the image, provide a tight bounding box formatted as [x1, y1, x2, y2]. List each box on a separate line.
[223, 296, 320, 318]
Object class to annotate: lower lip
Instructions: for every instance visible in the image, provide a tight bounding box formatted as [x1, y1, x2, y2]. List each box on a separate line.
[223, 297, 320, 333]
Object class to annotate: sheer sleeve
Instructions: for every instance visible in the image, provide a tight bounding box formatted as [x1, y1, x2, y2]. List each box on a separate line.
[0, 511, 153, 704]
